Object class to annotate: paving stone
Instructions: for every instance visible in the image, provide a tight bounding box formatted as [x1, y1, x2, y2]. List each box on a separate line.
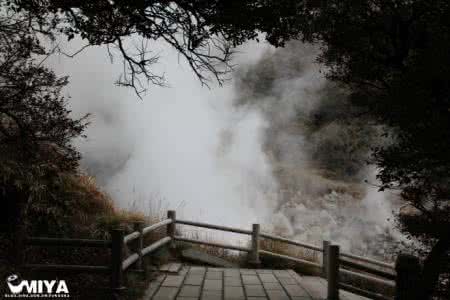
[208, 268, 224, 271]
[224, 269, 241, 277]
[202, 296, 222, 300]
[179, 267, 189, 276]
[261, 282, 283, 290]
[258, 274, 278, 283]
[162, 275, 185, 287]
[202, 295, 222, 300]
[278, 277, 297, 285]
[256, 270, 273, 274]
[224, 277, 242, 287]
[244, 285, 265, 297]
[316, 278, 327, 286]
[185, 275, 204, 286]
[240, 269, 257, 275]
[265, 290, 290, 300]
[340, 290, 370, 300]
[283, 285, 309, 297]
[202, 290, 222, 300]
[189, 270, 206, 276]
[203, 279, 223, 291]
[190, 266, 207, 271]
[242, 275, 260, 285]
[296, 277, 326, 299]
[206, 272, 222, 279]
[202, 290, 222, 296]
[179, 286, 202, 297]
[169, 263, 183, 272]
[153, 287, 179, 300]
[159, 263, 173, 272]
[149, 267, 374, 300]
[272, 270, 292, 278]
[286, 270, 302, 281]
[224, 286, 245, 299]
[189, 267, 207, 274]
[141, 274, 166, 299]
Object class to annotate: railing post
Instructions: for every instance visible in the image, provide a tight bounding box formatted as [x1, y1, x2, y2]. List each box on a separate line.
[133, 221, 145, 274]
[167, 210, 176, 249]
[322, 240, 330, 278]
[327, 244, 340, 300]
[395, 254, 421, 300]
[249, 223, 261, 267]
[110, 228, 125, 297]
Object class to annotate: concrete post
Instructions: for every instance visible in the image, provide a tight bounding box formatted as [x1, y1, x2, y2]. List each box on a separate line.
[133, 221, 145, 274]
[249, 224, 261, 266]
[322, 240, 330, 277]
[395, 254, 421, 300]
[327, 244, 340, 300]
[167, 210, 176, 249]
[111, 228, 125, 295]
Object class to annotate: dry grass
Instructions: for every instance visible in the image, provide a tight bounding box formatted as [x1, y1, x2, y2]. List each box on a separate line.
[174, 229, 248, 265]
[0, 173, 175, 300]
[259, 236, 322, 275]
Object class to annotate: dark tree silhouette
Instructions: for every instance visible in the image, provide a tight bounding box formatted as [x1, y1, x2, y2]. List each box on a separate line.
[0, 5, 88, 238]
[261, 1, 450, 298]
[13, 0, 256, 96]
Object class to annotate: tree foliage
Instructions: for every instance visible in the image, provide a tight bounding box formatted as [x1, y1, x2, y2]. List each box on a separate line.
[262, 1, 450, 298]
[291, 0, 450, 235]
[0, 4, 88, 231]
[13, 0, 265, 96]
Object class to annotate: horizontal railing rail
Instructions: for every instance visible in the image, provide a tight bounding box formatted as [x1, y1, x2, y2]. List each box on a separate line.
[142, 236, 171, 256]
[340, 257, 396, 280]
[26, 237, 111, 248]
[23, 236, 114, 278]
[340, 268, 396, 288]
[339, 282, 393, 300]
[340, 251, 395, 270]
[260, 232, 323, 252]
[143, 219, 173, 235]
[124, 232, 140, 244]
[24, 264, 110, 274]
[122, 253, 140, 271]
[259, 249, 321, 269]
[175, 219, 252, 235]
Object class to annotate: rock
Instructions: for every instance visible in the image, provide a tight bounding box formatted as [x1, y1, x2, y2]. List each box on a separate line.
[181, 248, 238, 268]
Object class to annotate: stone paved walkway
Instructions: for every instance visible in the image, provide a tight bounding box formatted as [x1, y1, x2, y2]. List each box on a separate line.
[141, 266, 370, 300]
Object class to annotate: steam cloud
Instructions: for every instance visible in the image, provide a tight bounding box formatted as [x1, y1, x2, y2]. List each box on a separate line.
[233, 41, 404, 259]
[49, 39, 278, 230]
[49, 39, 404, 260]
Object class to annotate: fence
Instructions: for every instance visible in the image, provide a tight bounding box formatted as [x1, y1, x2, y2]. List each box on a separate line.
[20, 210, 419, 300]
[22, 214, 174, 298]
[173, 211, 397, 300]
